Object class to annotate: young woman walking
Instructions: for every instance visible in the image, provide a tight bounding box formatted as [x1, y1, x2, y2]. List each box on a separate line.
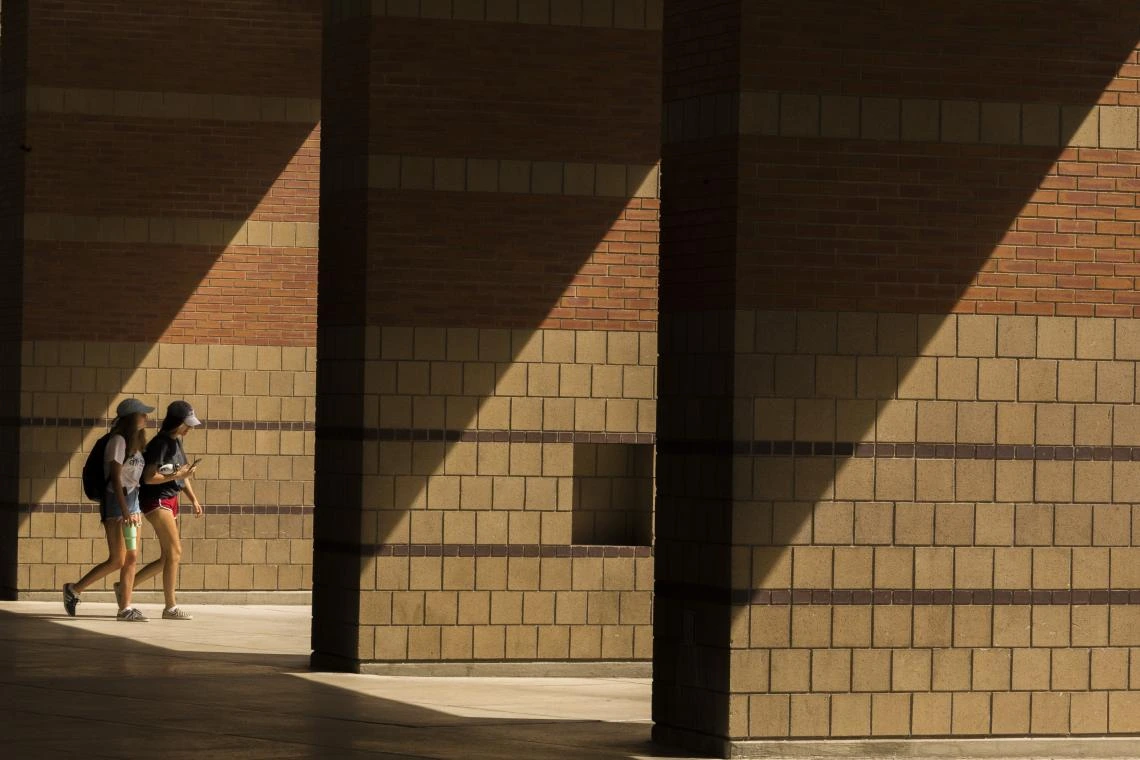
[134, 400, 203, 620]
[62, 398, 154, 621]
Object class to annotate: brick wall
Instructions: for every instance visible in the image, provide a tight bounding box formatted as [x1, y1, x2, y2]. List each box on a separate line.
[656, 0, 1140, 751]
[0, 1, 29, 597]
[313, 2, 662, 669]
[11, 1, 322, 597]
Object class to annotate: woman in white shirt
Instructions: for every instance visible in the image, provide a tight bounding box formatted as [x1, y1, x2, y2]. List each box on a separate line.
[62, 398, 154, 621]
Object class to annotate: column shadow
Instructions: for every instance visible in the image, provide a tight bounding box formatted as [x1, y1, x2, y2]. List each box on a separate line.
[656, 0, 1140, 741]
[313, 13, 662, 664]
[0, 1, 322, 597]
[0, 607, 685, 759]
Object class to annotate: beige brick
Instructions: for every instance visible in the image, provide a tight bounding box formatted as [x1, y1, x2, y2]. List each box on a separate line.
[897, 356, 936, 399]
[934, 504, 974, 547]
[1022, 103, 1060, 146]
[1076, 319, 1112, 360]
[993, 606, 1031, 648]
[914, 606, 952, 648]
[980, 102, 1020, 144]
[998, 316, 1036, 357]
[1098, 362, 1134, 403]
[1062, 105, 1099, 148]
[973, 648, 1012, 691]
[937, 358, 977, 400]
[750, 694, 790, 738]
[1076, 404, 1112, 445]
[1019, 360, 1058, 401]
[875, 400, 914, 442]
[821, 95, 859, 138]
[1037, 403, 1074, 445]
[1059, 361, 1096, 403]
[892, 649, 931, 692]
[857, 357, 897, 399]
[594, 163, 626, 196]
[1032, 692, 1071, 734]
[780, 93, 819, 137]
[1072, 692, 1109, 735]
[861, 97, 899, 140]
[941, 101, 979, 143]
[916, 401, 955, 441]
[957, 402, 996, 444]
[1100, 106, 1138, 149]
[901, 99, 940, 142]
[958, 315, 996, 357]
[933, 648, 973, 691]
[991, 692, 1030, 735]
[978, 358, 1017, 400]
[499, 160, 531, 193]
[466, 159, 499, 192]
[831, 693, 871, 737]
[563, 163, 595, 195]
[872, 606, 911, 648]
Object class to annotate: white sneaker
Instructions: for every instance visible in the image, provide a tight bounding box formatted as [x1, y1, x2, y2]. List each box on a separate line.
[116, 608, 148, 622]
[162, 606, 192, 620]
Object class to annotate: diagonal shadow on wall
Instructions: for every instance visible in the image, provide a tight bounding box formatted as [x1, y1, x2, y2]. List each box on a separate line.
[313, 11, 662, 664]
[0, 0, 322, 598]
[655, 0, 1140, 737]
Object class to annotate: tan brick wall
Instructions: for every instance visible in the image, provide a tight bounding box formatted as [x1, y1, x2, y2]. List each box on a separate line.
[14, 340, 315, 593]
[5, 2, 322, 598]
[353, 326, 655, 662]
[676, 308, 1140, 739]
[314, 5, 659, 667]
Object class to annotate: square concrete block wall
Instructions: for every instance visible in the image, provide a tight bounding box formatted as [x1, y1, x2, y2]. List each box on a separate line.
[15, 340, 316, 593]
[703, 309, 1140, 740]
[354, 327, 657, 661]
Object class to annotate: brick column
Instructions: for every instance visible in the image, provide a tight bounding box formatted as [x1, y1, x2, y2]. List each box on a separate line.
[312, 1, 661, 671]
[2, 2, 321, 599]
[656, 1, 1140, 755]
[0, 2, 29, 598]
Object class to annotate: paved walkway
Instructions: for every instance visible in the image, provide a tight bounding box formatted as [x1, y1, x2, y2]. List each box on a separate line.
[0, 601, 672, 759]
[6, 601, 1139, 759]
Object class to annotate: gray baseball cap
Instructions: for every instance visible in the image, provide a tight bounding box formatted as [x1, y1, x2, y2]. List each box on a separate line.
[115, 398, 156, 417]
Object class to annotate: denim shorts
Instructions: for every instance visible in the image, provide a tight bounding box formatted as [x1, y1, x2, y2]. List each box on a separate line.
[100, 488, 141, 522]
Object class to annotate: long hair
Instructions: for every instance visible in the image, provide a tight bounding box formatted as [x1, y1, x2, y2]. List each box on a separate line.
[109, 412, 148, 456]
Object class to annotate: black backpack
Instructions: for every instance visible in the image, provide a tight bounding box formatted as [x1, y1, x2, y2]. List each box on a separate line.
[81, 433, 112, 501]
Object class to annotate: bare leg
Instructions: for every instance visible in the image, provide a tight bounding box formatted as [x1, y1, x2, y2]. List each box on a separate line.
[139, 509, 182, 610]
[73, 522, 125, 593]
[117, 544, 138, 610]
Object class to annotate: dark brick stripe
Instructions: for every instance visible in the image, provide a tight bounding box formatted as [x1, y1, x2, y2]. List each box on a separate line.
[657, 582, 1140, 606]
[315, 540, 653, 558]
[662, 440, 1140, 461]
[18, 416, 313, 431]
[318, 427, 656, 444]
[18, 503, 313, 515]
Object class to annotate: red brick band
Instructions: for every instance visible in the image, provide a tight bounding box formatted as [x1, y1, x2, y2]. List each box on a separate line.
[16, 503, 313, 515]
[663, 440, 1140, 461]
[18, 417, 314, 431]
[318, 427, 655, 444]
[316, 541, 653, 558]
[657, 581, 1140, 606]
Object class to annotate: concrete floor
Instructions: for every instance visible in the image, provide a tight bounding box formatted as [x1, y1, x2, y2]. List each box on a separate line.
[0, 601, 674, 760]
[6, 601, 1140, 760]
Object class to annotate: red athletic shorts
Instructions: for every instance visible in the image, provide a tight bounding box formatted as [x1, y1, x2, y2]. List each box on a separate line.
[141, 495, 180, 518]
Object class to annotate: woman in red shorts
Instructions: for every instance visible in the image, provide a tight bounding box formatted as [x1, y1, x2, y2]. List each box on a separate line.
[135, 400, 203, 620]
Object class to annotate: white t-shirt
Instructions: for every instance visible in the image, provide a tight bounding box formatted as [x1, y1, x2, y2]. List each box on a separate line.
[104, 434, 145, 492]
